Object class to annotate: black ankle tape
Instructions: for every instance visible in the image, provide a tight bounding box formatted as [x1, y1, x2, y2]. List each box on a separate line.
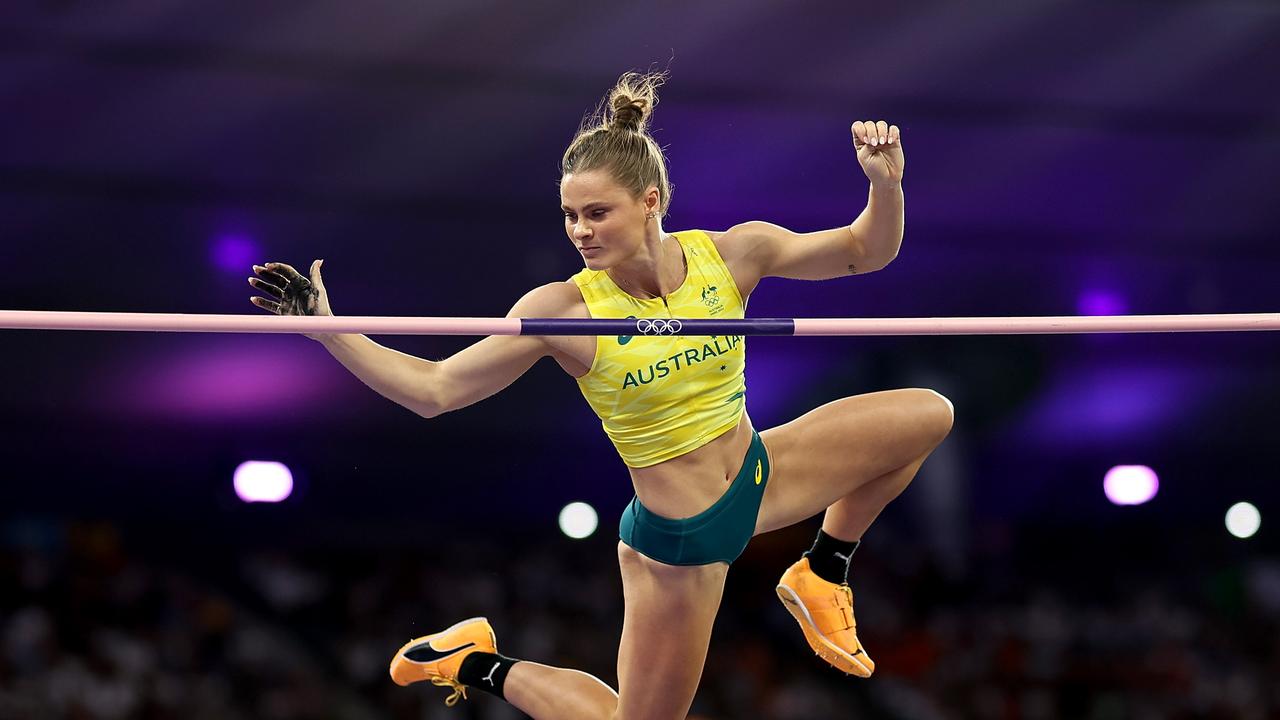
[457, 652, 518, 699]
[803, 529, 860, 584]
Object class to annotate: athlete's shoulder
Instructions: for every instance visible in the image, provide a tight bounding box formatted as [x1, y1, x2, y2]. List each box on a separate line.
[673, 226, 752, 272]
[705, 222, 777, 264]
[512, 281, 589, 319]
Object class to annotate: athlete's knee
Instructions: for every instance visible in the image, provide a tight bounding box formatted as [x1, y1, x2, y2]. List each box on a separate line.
[907, 387, 954, 443]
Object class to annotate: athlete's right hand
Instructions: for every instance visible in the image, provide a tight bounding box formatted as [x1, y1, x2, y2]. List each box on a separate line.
[248, 260, 333, 341]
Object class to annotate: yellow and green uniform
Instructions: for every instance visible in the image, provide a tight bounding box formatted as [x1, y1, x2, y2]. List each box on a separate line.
[570, 229, 747, 467]
[570, 230, 771, 566]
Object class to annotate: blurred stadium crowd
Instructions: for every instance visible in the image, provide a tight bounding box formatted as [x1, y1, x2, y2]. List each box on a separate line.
[2, 519, 1278, 720]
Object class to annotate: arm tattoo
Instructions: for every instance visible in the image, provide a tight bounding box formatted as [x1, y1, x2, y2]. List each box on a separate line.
[847, 264, 858, 275]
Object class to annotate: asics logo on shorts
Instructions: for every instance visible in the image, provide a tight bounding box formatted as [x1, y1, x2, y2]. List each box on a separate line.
[636, 318, 683, 335]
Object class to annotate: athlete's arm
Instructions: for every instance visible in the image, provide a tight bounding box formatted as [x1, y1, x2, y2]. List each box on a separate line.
[319, 284, 567, 418]
[713, 120, 904, 291]
[249, 262, 566, 419]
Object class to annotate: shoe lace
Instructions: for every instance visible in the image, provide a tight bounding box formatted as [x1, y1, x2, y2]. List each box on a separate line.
[431, 676, 468, 707]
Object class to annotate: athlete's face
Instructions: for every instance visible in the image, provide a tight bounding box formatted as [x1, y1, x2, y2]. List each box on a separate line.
[560, 169, 658, 270]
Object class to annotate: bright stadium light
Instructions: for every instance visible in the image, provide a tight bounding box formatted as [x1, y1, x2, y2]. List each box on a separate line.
[1103, 465, 1159, 506]
[233, 461, 294, 503]
[1225, 502, 1261, 539]
[558, 502, 598, 539]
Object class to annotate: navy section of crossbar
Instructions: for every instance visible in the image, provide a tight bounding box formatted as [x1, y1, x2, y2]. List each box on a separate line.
[519, 318, 796, 336]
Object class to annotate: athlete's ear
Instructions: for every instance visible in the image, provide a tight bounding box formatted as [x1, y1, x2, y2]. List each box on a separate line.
[642, 185, 661, 215]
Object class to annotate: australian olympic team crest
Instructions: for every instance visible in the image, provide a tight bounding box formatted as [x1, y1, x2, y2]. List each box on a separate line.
[701, 285, 725, 315]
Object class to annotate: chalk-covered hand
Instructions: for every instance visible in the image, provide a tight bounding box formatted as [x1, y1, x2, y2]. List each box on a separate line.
[248, 260, 332, 341]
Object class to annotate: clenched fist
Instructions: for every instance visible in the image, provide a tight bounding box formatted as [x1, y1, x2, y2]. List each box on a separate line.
[851, 120, 903, 187]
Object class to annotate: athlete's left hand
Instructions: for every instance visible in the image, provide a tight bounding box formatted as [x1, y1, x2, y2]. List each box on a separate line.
[852, 120, 903, 186]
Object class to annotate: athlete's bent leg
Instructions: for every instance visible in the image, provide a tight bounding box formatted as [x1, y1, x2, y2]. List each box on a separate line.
[756, 387, 954, 537]
[756, 387, 954, 676]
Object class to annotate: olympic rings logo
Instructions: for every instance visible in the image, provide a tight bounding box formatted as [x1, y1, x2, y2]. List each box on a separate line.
[635, 318, 683, 335]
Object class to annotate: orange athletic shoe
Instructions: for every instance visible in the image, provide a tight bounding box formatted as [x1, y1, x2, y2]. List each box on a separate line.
[776, 557, 875, 677]
[389, 617, 497, 706]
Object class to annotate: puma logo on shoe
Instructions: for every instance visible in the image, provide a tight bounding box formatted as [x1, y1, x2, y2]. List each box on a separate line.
[404, 641, 476, 664]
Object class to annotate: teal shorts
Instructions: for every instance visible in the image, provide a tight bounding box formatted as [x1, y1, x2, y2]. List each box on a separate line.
[619, 431, 771, 566]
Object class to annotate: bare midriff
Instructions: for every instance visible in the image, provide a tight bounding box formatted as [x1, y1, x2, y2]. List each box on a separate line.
[625, 413, 757, 519]
[545, 280, 759, 523]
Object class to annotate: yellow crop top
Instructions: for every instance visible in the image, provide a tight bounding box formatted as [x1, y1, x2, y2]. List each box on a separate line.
[569, 229, 747, 467]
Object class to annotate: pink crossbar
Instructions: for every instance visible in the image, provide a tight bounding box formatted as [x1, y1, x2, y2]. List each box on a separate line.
[1, 310, 1278, 336]
[791, 313, 1280, 335]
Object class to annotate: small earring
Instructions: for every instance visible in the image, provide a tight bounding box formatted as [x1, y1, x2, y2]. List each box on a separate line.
[646, 212, 656, 219]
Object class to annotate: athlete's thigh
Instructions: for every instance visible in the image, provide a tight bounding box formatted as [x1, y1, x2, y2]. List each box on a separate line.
[613, 542, 728, 720]
[755, 388, 953, 536]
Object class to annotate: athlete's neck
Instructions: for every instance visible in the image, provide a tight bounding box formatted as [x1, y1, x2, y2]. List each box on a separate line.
[608, 229, 685, 300]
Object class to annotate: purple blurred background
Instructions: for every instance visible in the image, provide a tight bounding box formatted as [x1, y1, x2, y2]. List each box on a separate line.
[2, 2, 1279, 718]
[3, 0, 1277, 532]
